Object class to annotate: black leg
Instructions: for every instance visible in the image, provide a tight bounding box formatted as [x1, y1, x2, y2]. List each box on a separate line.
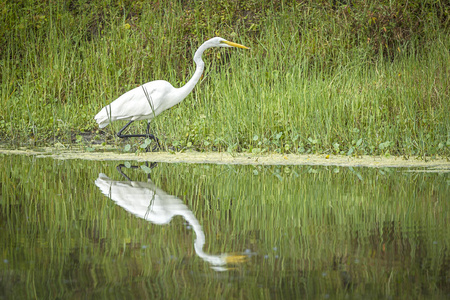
[117, 120, 135, 138]
[146, 121, 161, 151]
[116, 120, 161, 151]
[117, 120, 155, 139]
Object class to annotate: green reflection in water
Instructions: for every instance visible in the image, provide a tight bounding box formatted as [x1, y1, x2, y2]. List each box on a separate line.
[1, 154, 449, 299]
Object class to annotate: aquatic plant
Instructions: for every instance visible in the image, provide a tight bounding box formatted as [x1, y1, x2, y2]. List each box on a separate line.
[1, 0, 449, 156]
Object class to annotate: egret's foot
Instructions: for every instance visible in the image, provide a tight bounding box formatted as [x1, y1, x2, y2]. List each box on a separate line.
[116, 120, 161, 152]
[148, 137, 161, 152]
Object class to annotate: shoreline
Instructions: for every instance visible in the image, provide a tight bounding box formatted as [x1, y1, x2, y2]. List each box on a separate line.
[1, 147, 449, 170]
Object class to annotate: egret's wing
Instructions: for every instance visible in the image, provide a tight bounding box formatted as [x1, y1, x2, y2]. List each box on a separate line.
[104, 81, 175, 122]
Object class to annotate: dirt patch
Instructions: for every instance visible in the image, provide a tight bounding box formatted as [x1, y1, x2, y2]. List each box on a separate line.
[1, 147, 449, 171]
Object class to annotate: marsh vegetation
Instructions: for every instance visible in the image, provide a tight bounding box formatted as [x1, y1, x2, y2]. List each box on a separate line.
[1, 0, 449, 157]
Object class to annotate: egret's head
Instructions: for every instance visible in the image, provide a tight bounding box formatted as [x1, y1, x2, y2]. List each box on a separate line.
[210, 37, 249, 49]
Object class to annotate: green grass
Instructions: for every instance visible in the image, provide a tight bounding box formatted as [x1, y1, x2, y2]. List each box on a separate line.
[1, 0, 449, 156]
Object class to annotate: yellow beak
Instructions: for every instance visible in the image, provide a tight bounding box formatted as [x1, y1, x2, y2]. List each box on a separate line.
[221, 40, 250, 49]
[225, 254, 248, 264]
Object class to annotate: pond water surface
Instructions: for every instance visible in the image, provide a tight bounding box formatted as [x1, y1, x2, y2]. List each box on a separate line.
[1, 154, 449, 299]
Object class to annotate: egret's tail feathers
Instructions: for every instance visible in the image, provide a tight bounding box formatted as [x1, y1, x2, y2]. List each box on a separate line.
[94, 107, 111, 128]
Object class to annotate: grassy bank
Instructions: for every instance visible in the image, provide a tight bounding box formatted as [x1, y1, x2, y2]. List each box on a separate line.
[1, 0, 449, 156]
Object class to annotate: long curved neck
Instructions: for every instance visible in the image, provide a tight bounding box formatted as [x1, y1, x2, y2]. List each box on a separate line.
[176, 42, 209, 100]
[180, 208, 226, 266]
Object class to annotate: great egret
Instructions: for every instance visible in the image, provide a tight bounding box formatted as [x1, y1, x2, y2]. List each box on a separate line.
[94, 37, 249, 144]
[95, 165, 246, 270]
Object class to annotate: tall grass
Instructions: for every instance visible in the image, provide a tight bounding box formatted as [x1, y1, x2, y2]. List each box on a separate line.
[1, 0, 449, 156]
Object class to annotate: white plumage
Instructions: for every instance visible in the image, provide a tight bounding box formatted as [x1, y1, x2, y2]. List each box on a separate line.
[95, 81, 176, 128]
[94, 37, 248, 136]
[95, 172, 246, 269]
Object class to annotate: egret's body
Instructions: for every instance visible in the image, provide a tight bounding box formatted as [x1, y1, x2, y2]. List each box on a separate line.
[94, 80, 176, 128]
[94, 37, 248, 140]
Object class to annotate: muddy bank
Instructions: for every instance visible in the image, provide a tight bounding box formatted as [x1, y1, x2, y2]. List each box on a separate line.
[1, 147, 449, 171]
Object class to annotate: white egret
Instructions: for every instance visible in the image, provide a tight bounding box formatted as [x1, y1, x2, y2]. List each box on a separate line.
[95, 165, 246, 270]
[94, 37, 249, 144]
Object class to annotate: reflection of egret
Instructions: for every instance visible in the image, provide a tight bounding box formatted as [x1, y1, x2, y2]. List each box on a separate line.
[94, 37, 249, 142]
[95, 164, 245, 270]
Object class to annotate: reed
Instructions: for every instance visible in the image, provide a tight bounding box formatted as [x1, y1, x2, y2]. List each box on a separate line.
[1, 1, 449, 156]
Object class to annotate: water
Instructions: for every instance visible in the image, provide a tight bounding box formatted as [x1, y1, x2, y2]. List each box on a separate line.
[1, 154, 449, 299]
